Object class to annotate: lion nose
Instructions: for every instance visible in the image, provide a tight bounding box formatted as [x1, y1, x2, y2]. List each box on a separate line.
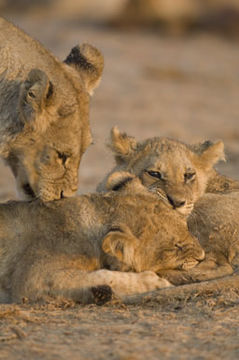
[60, 188, 77, 199]
[167, 195, 186, 209]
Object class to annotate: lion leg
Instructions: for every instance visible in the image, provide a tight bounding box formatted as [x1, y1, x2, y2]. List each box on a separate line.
[46, 269, 172, 303]
[12, 264, 172, 304]
[157, 261, 234, 285]
[89, 270, 172, 300]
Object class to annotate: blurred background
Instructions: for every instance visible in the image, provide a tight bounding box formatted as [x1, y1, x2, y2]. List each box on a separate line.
[1, 0, 239, 199]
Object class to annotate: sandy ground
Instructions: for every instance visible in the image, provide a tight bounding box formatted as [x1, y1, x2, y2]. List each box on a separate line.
[1, 13, 239, 359]
[1, 277, 239, 360]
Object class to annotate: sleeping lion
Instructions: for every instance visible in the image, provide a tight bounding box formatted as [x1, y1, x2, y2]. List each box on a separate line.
[0, 172, 204, 304]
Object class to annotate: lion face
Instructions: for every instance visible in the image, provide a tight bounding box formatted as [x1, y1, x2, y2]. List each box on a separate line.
[6, 106, 92, 201]
[133, 142, 211, 216]
[135, 219, 205, 273]
[99, 127, 225, 216]
[102, 204, 205, 273]
[102, 172, 205, 273]
[2, 43, 104, 201]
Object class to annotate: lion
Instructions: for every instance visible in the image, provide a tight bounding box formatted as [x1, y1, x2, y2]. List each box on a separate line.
[0, 17, 104, 201]
[95, 129, 239, 288]
[97, 127, 239, 215]
[0, 172, 204, 304]
[102, 179, 239, 288]
[152, 191, 239, 286]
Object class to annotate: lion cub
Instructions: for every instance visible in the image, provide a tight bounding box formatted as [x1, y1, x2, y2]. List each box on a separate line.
[104, 178, 239, 287]
[155, 191, 239, 285]
[0, 172, 204, 304]
[97, 127, 239, 215]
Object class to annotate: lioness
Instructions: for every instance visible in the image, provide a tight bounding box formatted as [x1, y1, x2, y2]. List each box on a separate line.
[0, 17, 104, 201]
[0, 172, 204, 304]
[97, 127, 239, 215]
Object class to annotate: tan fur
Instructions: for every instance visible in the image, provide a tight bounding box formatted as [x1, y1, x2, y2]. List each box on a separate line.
[97, 127, 229, 215]
[0, 17, 104, 201]
[0, 173, 204, 304]
[97, 130, 239, 286]
[156, 191, 239, 285]
[104, 177, 239, 287]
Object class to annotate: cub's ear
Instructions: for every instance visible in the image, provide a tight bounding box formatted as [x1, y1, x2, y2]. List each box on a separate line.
[102, 231, 126, 262]
[199, 140, 225, 170]
[102, 225, 138, 266]
[108, 127, 138, 165]
[19, 69, 54, 122]
[191, 140, 215, 154]
[64, 43, 104, 95]
[106, 171, 135, 191]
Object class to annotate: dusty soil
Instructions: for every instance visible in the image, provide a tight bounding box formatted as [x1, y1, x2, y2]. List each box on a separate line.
[1, 276, 239, 360]
[1, 12, 239, 359]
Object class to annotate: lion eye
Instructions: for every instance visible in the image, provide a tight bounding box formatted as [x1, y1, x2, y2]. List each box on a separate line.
[175, 244, 183, 251]
[57, 152, 68, 165]
[28, 90, 36, 99]
[146, 170, 162, 180]
[184, 172, 195, 182]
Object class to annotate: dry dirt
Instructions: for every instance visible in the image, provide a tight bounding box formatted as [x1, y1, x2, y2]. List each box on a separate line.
[1, 12, 239, 359]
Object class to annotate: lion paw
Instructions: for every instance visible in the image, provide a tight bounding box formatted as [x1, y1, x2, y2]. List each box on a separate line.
[138, 271, 173, 292]
[91, 285, 113, 305]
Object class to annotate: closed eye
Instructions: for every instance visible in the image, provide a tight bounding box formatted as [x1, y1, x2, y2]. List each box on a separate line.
[57, 151, 69, 165]
[175, 244, 183, 251]
[184, 172, 196, 182]
[146, 170, 162, 180]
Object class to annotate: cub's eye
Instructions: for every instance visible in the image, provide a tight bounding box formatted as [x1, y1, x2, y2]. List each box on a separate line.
[57, 152, 69, 165]
[184, 172, 196, 182]
[146, 170, 162, 180]
[175, 244, 183, 251]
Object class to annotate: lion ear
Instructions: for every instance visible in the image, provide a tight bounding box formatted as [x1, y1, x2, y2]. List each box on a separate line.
[102, 231, 125, 262]
[102, 226, 138, 265]
[64, 43, 104, 95]
[19, 69, 54, 122]
[108, 127, 138, 165]
[199, 140, 225, 170]
[106, 171, 135, 191]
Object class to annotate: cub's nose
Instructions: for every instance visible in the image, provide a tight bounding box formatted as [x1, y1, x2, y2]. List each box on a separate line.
[167, 195, 186, 209]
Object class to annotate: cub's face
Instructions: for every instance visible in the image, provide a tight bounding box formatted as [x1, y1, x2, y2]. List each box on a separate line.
[98, 127, 224, 216]
[102, 191, 205, 273]
[135, 215, 205, 273]
[133, 143, 209, 216]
